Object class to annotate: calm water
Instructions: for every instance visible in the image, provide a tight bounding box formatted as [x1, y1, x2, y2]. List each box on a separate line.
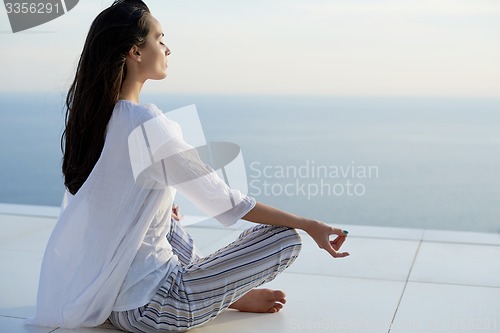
[1, 92, 499, 233]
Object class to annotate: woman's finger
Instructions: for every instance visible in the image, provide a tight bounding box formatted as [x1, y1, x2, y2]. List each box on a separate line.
[172, 204, 184, 221]
[325, 243, 350, 258]
[331, 235, 346, 250]
[330, 227, 349, 237]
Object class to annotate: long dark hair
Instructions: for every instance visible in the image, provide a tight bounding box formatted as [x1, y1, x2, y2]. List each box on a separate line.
[61, 0, 150, 195]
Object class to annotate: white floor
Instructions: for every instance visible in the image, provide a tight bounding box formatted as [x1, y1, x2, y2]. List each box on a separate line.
[1, 203, 499, 333]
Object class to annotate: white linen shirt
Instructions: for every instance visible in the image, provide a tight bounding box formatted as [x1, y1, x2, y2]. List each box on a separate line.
[27, 100, 256, 328]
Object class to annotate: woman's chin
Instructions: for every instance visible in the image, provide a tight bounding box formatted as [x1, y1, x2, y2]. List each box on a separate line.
[151, 72, 168, 80]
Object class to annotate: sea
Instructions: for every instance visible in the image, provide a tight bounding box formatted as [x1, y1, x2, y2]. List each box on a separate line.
[1, 92, 499, 233]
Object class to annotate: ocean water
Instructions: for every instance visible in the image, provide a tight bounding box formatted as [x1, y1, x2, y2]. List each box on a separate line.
[0, 92, 499, 233]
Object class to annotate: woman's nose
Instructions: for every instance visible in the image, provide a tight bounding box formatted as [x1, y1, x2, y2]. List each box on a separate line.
[166, 47, 171, 56]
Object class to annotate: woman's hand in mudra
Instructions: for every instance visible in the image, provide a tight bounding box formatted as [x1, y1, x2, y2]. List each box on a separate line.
[304, 220, 349, 258]
[172, 204, 183, 221]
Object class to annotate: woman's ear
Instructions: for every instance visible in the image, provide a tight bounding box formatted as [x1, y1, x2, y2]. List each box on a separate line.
[127, 45, 142, 63]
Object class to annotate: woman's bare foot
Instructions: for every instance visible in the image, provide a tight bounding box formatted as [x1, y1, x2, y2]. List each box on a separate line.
[229, 288, 287, 313]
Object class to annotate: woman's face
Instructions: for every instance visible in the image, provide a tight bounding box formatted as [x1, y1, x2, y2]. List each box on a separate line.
[138, 15, 170, 81]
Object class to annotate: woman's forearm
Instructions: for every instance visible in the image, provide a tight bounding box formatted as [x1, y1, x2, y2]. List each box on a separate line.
[242, 202, 314, 231]
[242, 201, 349, 258]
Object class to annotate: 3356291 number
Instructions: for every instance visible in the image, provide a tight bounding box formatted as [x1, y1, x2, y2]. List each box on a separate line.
[5, 2, 61, 14]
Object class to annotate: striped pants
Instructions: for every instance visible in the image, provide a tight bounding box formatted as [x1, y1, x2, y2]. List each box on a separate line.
[109, 220, 302, 332]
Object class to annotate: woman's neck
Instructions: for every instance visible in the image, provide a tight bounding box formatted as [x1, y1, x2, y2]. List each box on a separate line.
[119, 77, 144, 104]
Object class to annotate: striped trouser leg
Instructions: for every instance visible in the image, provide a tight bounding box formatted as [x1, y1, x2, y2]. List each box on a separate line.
[109, 224, 302, 333]
[166, 218, 203, 266]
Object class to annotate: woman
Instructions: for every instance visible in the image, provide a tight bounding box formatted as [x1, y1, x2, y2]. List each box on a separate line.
[28, 0, 349, 332]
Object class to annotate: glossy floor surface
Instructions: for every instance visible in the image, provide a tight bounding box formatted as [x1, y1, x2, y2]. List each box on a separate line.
[1, 203, 499, 333]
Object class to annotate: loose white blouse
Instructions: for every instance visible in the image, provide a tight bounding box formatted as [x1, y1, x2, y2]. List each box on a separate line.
[27, 100, 256, 328]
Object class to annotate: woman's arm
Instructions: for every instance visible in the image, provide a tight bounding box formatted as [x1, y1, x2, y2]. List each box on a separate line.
[242, 202, 349, 258]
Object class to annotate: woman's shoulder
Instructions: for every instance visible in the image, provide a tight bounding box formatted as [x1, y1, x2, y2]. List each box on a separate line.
[114, 99, 160, 119]
[112, 100, 182, 136]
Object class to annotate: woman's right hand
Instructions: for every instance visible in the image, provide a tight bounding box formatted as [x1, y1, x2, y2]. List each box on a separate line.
[303, 220, 349, 258]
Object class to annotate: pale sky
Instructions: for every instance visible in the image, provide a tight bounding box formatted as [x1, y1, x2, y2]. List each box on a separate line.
[0, 0, 499, 97]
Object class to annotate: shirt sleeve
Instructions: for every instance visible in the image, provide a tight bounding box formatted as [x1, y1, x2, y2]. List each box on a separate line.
[128, 109, 256, 227]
